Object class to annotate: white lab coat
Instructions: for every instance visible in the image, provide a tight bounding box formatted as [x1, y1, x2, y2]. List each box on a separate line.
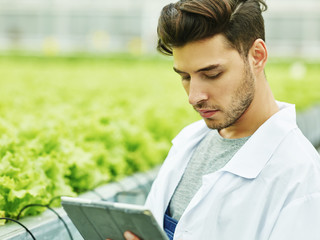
[145, 102, 320, 240]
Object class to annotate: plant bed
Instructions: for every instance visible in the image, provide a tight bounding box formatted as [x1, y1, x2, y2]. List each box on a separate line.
[0, 167, 159, 240]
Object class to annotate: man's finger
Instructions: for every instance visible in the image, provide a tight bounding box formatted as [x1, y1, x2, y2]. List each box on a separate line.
[123, 231, 140, 240]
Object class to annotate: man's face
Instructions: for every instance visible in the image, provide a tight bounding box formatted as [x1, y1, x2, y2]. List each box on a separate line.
[172, 34, 255, 130]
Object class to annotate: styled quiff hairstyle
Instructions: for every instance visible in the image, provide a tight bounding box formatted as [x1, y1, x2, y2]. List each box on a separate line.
[157, 0, 267, 57]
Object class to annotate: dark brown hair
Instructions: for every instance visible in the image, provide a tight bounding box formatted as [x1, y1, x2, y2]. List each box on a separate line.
[157, 0, 267, 57]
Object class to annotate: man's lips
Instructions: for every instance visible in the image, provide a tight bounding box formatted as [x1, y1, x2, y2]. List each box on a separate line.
[197, 109, 219, 118]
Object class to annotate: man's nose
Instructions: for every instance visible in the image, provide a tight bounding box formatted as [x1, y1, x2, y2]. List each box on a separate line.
[188, 79, 209, 106]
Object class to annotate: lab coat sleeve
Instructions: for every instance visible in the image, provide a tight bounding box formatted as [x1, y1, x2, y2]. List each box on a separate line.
[269, 192, 320, 240]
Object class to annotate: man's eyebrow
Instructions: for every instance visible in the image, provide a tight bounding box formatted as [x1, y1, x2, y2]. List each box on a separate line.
[173, 64, 222, 74]
[196, 64, 222, 73]
[173, 67, 186, 74]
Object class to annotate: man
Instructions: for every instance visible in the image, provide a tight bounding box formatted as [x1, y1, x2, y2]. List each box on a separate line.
[117, 0, 320, 239]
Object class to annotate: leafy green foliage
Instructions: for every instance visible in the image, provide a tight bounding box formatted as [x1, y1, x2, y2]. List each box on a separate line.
[0, 54, 197, 222]
[0, 54, 319, 223]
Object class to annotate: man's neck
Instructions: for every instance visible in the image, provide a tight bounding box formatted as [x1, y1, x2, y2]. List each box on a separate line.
[219, 81, 279, 139]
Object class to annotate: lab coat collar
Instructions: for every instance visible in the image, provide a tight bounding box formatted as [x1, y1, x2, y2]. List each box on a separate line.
[220, 101, 298, 179]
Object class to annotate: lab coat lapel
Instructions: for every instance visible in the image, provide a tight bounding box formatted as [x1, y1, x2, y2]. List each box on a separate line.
[146, 120, 210, 227]
[222, 102, 298, 179]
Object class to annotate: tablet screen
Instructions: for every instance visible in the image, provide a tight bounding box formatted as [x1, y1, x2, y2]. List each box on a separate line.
[61, 197, 169, 240]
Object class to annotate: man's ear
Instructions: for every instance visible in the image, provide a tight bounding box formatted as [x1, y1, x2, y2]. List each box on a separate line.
[249, 39, 268, 73]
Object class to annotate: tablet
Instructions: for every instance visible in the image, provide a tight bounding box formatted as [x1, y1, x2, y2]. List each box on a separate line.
[61, 196, 169, 240]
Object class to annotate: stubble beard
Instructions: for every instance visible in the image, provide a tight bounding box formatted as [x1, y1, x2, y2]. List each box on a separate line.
[198, 65, 255, 130]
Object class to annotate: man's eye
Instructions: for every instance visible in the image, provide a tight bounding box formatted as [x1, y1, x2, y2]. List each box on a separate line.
[181, 75, 191, 81]
[205, 72, 222, 79]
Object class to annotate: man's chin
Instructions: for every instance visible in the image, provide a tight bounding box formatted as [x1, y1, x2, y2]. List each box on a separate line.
[203, 118, 224, 130]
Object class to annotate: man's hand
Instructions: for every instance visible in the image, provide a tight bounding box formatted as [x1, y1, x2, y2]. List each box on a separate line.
[106, 231, 140, 240]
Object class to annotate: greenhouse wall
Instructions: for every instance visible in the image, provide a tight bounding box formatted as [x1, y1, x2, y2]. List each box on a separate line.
[0, 0, 319, 58]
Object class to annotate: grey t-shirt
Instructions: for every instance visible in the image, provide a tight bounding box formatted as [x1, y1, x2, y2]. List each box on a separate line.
[169, 130, 250, 220]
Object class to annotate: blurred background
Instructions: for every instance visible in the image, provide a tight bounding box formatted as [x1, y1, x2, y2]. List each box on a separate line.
[0, 0, 319, 58]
